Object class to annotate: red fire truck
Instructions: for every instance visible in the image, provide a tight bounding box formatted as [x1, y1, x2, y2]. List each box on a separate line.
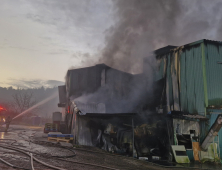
[0, 106, 7, 124]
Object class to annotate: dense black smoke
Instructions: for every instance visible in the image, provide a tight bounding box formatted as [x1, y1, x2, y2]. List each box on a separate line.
[101, 0, 222, 73]
[101, 0, 180, 73]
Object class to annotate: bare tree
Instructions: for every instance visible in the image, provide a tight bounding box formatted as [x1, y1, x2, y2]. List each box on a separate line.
[10, 92, 39, 114]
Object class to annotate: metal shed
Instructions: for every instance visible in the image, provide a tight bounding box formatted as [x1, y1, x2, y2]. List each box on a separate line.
[153, 40, 222, 156]
[154, 39, 222, 117]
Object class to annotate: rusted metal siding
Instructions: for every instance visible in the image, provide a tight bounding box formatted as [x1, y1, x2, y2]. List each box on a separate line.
[171, 52, 180, 111]
[205, 42, 222, 106]
[156, 41, 206, 115]
[166, 53, 174, 112]
[156, 58, 165, 81]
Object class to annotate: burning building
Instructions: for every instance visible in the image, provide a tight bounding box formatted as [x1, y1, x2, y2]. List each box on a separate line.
[58, 63, 153, 113]
[57, 63, 171, 159]
[57, 39, 222, 163]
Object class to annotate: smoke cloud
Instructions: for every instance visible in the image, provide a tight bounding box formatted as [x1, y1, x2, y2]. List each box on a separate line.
[69, 52, 100, 70]
[25, 0, 222, 73]
[101, 0, 222, 73]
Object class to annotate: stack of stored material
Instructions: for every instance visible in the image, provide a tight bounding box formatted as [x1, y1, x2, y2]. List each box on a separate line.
[47, 133, 74, 143]
[53, 121, 60, 132]
[44, 123, 58, 133]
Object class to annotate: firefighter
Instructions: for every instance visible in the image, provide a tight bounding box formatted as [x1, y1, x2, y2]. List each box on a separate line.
[5, 116, 12, 132]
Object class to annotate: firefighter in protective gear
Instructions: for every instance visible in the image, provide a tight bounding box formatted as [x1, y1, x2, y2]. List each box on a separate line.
[5, 116, 12, 132]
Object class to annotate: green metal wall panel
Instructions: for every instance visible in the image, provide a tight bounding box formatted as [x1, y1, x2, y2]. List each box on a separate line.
[194, 45, 206, 115]
[201, 43, 208, 111]
[205, 42, 222, 106]
[185, 47, 195, 113]
[180, 45, 205, 115]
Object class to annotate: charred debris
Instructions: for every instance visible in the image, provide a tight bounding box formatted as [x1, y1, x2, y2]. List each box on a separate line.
[57, 39, 222, 163]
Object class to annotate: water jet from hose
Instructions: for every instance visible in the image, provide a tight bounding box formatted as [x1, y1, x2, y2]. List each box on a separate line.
[12, 93, 58, 120]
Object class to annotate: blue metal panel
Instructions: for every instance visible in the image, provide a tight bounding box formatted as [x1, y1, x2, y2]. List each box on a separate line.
[186, 150, 194, 161]
[209, 113, 222, 159]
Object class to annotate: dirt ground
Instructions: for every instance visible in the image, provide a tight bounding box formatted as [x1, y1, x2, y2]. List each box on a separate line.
[0, 125, 220, 170]
[0, 125, 164, 170]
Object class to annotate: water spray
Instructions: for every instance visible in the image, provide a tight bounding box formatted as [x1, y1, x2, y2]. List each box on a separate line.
[12, 93, 58, 120]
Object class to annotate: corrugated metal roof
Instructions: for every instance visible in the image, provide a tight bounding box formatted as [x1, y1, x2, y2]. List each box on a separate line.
[155, 45, 177, 56]
[169, 111, 208, 120]
[156, 39, 222, 57]
[185, 39, 222, 47]
[67, 63, 110, 72]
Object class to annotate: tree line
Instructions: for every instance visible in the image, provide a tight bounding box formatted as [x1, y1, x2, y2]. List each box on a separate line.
[0, 86, 60, 119]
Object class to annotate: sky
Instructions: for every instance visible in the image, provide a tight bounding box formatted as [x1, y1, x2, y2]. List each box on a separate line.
[1, 0, 222, 88]
[0, 0, 114, 88]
